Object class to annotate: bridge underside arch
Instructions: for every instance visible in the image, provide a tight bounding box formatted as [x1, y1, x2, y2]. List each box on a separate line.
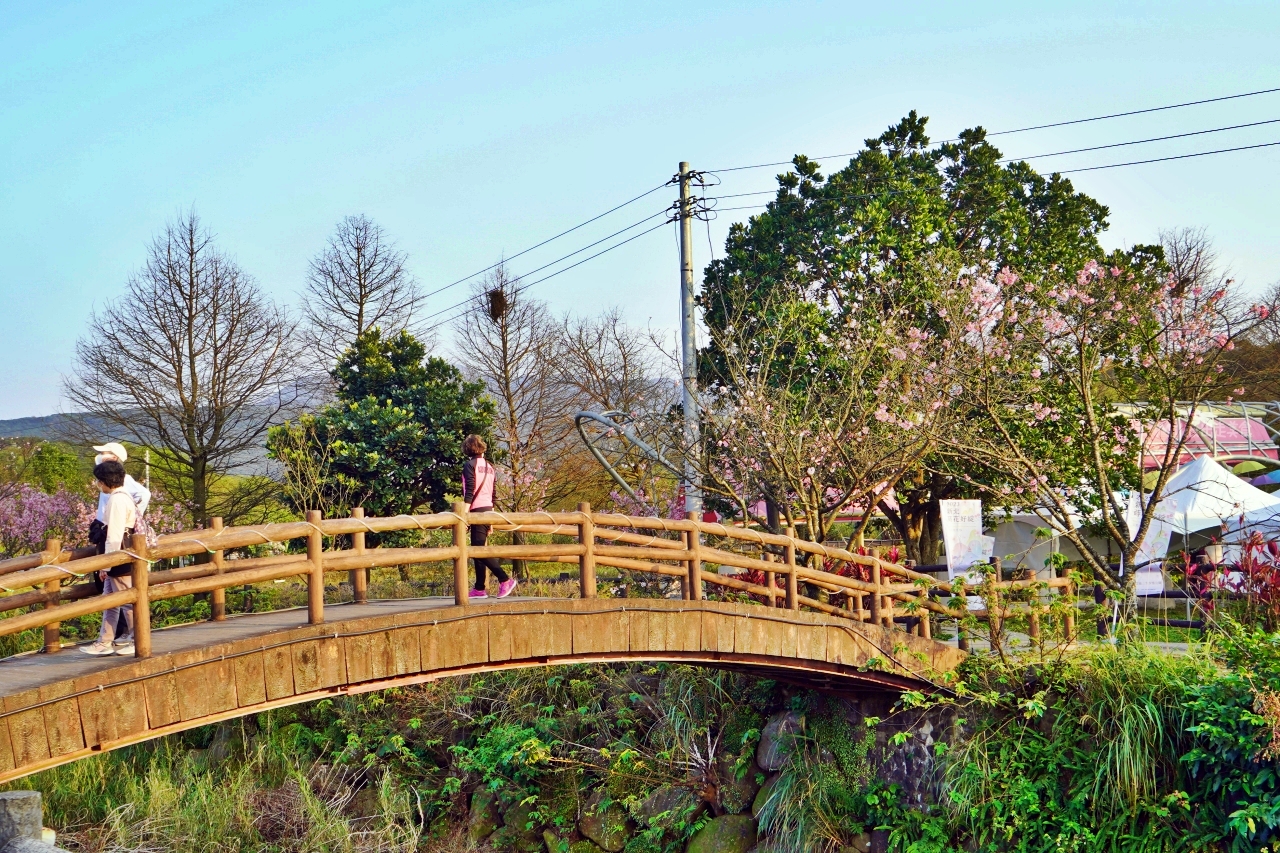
[0, 599, 962, 784]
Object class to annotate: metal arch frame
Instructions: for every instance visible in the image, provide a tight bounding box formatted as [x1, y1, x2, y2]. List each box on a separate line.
[574, 410, 681, 501]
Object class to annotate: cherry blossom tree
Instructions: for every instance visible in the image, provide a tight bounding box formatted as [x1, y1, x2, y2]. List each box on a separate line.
[695, 254, 973, 543]
[942, 257, 1274, 594]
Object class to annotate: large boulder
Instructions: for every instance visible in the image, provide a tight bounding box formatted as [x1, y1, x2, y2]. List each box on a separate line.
[578, 789, 634, 852]
[467, 789, 500, 843]
[755, 712, 804, 772]
[636, 784, 704, 830]
[716, 753, 762, 815]
[544, 828, 605, 853]
[750, 774, 781, 819]
[498, 797, 544, 852]
[685, 814, 757, 853]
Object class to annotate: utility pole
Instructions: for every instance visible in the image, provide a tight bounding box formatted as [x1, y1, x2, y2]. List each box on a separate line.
[678, 162, 702, 518]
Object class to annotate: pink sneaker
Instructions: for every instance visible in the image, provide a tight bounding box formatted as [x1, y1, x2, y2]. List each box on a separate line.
[468, 588, 488, 599]
[497, 578, 518, 599]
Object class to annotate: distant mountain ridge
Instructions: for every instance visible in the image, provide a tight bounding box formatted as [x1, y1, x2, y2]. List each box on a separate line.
[0, 413, 114, 441]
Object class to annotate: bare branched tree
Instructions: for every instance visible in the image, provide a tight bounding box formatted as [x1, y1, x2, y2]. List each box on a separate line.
[560, 309, 670, 415]
[454, 265, 582, 573]
[64, 211, 302, 524]
[455, 265, 578, 512]
[303, 215, 425, 365]
[559, 309, 678, 508]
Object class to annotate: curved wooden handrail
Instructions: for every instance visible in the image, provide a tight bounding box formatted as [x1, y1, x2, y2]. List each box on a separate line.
[0, 504, 1078, 656]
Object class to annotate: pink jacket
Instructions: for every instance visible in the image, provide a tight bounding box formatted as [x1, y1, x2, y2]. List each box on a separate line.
[462, 456, 495, 510]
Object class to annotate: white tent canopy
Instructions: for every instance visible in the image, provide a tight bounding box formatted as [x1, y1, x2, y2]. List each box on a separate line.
[1220, 504, 1280, 542]
[1156, 455, 1280, 534]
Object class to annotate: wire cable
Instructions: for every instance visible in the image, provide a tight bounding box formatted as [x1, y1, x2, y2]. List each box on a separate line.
[422, 219, 672, 335]
[706, 85, 1280, 173]
[417, 208, 669, 325]
[702, 137, 1280, 218]
[1002, 117, 1280, 161]
[987, 86, 1280, 137]
[420, 181, 670, 302]
[1057, 139, 1280, 173]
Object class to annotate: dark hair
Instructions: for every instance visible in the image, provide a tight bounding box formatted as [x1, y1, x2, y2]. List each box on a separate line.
[463, 434, 487, 457]
[93, 459, 126, 489]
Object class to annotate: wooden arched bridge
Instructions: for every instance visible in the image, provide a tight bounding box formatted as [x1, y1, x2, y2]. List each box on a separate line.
[0, 504, 1076, 784]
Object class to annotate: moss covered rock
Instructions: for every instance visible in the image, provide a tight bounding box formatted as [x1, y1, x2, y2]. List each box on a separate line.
[578, 789, 634, 852]
[637, 784, 704, 830]
[467, 789, 499, 842]
[542, 829, 605, 853]
[755, 711, 803, 772]
[497, 796, 543, 852]
[685, 814, 757, 853]
[751, 773, 780, 819]
[716, 753, 762, 815]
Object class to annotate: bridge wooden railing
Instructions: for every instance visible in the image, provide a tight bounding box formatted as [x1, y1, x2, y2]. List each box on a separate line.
[0, 504, 1076, 659]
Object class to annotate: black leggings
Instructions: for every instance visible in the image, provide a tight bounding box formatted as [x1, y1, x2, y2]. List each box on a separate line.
[470, 521, 509, 589]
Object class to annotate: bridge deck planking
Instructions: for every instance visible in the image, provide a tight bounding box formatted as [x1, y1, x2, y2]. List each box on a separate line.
[0, 597, 963, 784]
[0, 597, 457, 698]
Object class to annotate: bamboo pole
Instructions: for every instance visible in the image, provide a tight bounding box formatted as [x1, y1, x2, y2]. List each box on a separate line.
[579, 502, 596, 599]
[351, 507, 368, 604]
[453, 502, 469, 605]
[210, 517, 226, 621]
[306, 510, 324, 624]
[131, 533, 151, 659]
[41, 538, 61, 653]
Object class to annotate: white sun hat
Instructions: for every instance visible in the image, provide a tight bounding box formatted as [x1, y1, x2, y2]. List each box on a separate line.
[92, 441, 128, 462]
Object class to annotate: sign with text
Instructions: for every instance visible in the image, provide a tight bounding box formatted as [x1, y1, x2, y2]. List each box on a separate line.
[940, 499, 994, 609]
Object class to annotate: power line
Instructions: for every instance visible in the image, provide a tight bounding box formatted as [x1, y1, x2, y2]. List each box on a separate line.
[701, 138, 1280, 218]
[705, 85, 1280, 173]
[420, 180, 671, 302]
[704, 126, 1280, 210]
[1003, 118, 1280, 161]
[1057, 139, 1280, 173]
[421, 218, 672, 335]
[987, 86, 1280, 137]
[418, 206, 670, 324]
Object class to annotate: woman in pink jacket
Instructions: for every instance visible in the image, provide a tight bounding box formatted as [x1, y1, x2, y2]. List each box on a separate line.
[462, 435, 516, 599]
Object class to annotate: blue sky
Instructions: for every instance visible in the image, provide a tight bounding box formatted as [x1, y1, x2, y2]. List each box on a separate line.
[1, 0, 1278, 418]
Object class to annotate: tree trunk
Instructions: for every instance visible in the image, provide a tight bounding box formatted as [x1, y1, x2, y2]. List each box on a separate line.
[192, 456, 209, 527]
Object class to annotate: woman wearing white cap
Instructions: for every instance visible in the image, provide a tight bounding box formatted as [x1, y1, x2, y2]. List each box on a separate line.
[92, 442, 151, 520]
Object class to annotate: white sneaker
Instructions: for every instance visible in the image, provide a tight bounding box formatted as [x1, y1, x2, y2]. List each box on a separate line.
[80, 642, 115, 656]
[114, 642, 135, 656]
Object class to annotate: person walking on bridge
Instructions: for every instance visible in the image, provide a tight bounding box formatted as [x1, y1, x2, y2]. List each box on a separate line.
[462, 435, 516, 599]
[80, 459, 139, 656]
[91, 442, 150, 519]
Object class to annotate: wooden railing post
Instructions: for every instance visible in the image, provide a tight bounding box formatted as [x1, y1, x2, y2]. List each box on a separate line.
[784, 529, 799, 610]
[685, 516, 702, 602]
[869, 561, 882, 625]
[351, 507, 368, 604]
[453, 502, 469, 605]
[1063, 579, 1076, 642]
[131, 533, 151, 659]
[306, 510, 324, 624]
[210, 517, 226, 621]
[579, 502, 597, 599]
[41, 538, 61, 653]
[763, 552, 777, 607]
[881, 571, 894, 629]
[919, 603, 931, 639]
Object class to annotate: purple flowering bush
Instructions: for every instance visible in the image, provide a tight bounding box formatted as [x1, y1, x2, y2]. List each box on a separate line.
[0, 485, 95, 556]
